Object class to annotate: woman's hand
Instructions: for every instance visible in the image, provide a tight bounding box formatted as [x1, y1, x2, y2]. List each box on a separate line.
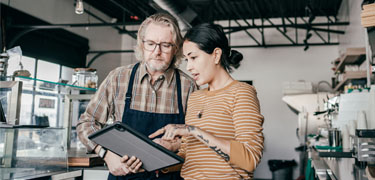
[149, 124, 194, 141]
[153, 138, 181, 152]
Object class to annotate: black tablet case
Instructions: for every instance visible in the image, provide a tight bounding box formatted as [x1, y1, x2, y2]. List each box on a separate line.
[88, 122, 184, 172]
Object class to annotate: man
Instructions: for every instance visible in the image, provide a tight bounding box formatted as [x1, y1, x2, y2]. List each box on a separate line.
[77, 13, 197, 180]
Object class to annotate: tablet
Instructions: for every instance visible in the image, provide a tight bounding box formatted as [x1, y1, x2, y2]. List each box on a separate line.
[88, 122, 184, 172]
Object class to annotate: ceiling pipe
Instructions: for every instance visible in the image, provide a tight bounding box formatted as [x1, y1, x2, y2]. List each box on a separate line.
[151, 0, 197, 31]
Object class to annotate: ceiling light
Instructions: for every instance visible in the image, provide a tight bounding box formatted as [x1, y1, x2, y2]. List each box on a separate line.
[75, 0, 84, 15]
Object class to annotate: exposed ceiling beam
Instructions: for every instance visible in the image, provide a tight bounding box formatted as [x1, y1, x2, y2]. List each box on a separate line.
[224, 22, 347, 34]
[265, 18, 295, 44]
[127, 0, 150, 18]
[231, 42, 339, 48]
[108, 0, 144, 20]
[233, 20, 261, 46]
[84, 8, 136, 39]
[11, 22, 140, 28]
[221, 0, 261, 46]
[88, 50, 135, 54]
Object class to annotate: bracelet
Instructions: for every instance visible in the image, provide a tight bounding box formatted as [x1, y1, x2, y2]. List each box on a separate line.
[161, 168, 170, 174]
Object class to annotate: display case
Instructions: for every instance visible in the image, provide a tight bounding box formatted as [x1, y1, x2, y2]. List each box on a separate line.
[0, 127, 68, 179]
[1, 78, 97, 170]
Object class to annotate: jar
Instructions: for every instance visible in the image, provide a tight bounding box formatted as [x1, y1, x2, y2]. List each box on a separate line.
[72, 68, 98, 88]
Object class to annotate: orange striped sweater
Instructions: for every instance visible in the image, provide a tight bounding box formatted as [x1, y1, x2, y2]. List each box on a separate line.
[179, 81, 264, 180]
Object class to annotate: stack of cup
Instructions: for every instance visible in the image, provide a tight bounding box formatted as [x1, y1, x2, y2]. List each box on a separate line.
[357, 110, 368, 129]
[328, 128, 341, 147]
[342, 125, 350, 151]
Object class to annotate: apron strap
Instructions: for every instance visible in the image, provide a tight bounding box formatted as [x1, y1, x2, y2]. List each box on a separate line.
[124, 63, 184, 120]
[175, 70, 185, 121]
[125, 62, 140, 111]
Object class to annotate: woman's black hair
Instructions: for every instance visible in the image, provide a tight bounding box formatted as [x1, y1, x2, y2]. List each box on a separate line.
[184, 23, 243, 73]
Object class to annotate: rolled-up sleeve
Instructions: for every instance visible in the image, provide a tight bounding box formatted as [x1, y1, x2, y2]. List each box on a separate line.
[76, 69, 117, 152]
[229, 85, 264, 172]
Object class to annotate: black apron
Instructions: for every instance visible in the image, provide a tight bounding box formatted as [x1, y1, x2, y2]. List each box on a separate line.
[108, 63, 184, 180]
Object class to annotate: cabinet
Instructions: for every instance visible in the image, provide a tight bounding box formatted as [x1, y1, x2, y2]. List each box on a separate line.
[0, 77, 97, 174]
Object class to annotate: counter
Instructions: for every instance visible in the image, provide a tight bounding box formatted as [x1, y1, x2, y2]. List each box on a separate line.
[311, 148, 367, 180]
[0, 168, 82, 180]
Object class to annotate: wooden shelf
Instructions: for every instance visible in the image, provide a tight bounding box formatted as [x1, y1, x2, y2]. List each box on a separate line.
[334, 48, 366, 73]
[68, 149, 104, 167]
[333, 71, 367, 91]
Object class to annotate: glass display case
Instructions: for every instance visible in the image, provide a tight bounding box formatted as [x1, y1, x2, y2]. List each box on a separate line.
[0, 127, 68, 179]
[1, 78, 97, 173]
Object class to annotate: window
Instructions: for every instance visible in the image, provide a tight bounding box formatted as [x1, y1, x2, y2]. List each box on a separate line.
[6, 56, 36, 78]
[36, 60, 60, 82]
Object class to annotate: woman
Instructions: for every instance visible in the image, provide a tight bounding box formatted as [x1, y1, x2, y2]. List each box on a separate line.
[149, 23, 264, 179]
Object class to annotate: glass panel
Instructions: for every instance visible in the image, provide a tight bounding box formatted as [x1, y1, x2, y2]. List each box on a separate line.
[36, 60, 60, 82]
[6, 56, 36, 78]
[34, 94, 59, 127]
[0, 127, 67, 179]
[19, 93, 33, 125]
[0, 82, 22, 124]
[69, 99, 91, 150]
[16, 76, 97, 92]
[0, 88, 11, 119]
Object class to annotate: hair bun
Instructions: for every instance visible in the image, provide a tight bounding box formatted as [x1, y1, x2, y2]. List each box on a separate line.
[228, 50, 243, 69]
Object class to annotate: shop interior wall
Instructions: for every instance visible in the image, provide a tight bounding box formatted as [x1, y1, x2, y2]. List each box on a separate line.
[213, 1, 361, 178]
[230, 46, 338, 179]
[180, 25, 339, 179]
[337, 0, 366, 52]
[118, 14, 345, 180]
[5, 0, 364, 179]
[120, 26, 138, 67]
[1, 0, 123, 83]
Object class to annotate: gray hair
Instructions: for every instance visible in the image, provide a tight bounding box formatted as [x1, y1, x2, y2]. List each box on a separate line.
[134, 13, 183, 68]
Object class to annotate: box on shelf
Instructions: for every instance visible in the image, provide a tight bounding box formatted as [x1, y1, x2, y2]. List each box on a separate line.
[335, 48, 366, 73]
[282, 81, 314, 95]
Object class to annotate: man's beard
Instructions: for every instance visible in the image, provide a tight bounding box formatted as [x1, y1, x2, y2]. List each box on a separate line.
[145, 59, 172, 72]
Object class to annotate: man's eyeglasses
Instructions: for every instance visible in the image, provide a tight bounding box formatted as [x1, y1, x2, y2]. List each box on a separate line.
[143, 40, 174, 53]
